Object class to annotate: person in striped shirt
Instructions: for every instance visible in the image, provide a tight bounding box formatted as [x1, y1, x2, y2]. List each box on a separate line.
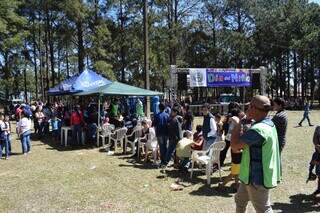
[272, 98, 288, 153]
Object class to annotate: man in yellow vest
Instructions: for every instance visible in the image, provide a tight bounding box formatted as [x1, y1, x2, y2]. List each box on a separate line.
[231, 95, 281, 213]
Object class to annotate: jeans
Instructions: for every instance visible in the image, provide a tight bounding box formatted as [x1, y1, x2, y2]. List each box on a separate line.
[203, 137, 216, 150]
[179, 158, 190, 171]
[72, 124, 82, 145]
[157, 136, 168, 164]
[87, 123, 97, 143]
[7, 134, 11, 153]
[38, 122, 45, 138]
[21, 130, 31, 154]
[235, 183, 273, 213]
[0, 137, 9, 158]
[165, 139, 177, 164]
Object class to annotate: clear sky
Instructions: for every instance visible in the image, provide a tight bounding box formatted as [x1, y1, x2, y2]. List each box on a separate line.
[310, 0, 320, 4]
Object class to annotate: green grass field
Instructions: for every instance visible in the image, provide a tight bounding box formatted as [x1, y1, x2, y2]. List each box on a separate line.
[0, 111, 320, 212]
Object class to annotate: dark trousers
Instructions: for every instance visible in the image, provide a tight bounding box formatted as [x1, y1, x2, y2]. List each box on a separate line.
[220, 140, 231, 166]
[299, 115, 312, 126]
[157, 136, 168, 164]
[165, 139, 177, 165]
[72, 124, 82, 145]
[0, 137, 9, 158]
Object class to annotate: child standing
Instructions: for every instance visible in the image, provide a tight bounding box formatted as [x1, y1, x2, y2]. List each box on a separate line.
[4, 115, 11, 154]
[306, 126, 320, 196]
[49, 115, 61, 141]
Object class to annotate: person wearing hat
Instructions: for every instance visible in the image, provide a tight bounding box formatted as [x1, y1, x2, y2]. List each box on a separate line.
[231, 95, 281, 213]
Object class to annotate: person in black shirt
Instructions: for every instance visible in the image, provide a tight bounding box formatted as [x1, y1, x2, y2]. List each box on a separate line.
[165, 107, 182, 165]
[272, 98, 288, 152]
[182, 104, 193, 131]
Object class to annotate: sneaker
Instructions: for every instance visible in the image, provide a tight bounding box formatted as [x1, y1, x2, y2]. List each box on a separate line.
[298, 123, 302, 127]
[312, 189, 320, 196]
[309, 125, 314, 127]
[306, 172, 317, 183]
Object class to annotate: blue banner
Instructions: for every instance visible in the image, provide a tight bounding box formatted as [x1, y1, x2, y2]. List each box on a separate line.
[206, 68, 252, 87]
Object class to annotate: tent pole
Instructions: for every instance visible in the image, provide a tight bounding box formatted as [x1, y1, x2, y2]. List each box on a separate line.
[97, 94, 101, 147]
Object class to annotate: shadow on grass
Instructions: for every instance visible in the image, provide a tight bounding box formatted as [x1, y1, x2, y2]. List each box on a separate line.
[118, 162, 158, 170]
[273, 193, 320, 213]
[189, 184, 234, 198]
[33, 133, 97, 152]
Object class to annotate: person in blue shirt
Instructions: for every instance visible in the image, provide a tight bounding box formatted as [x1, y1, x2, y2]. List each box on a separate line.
[49, 115, 61, 141]
[299, 100, 313, 126]
[231, 95, 280, 213]
[153, 103, 169, 166]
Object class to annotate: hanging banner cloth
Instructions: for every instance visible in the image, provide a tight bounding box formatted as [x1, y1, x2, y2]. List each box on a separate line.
[189, 68, 252, 87]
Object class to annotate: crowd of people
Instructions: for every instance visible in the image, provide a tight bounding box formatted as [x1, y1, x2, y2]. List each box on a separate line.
[2, 94, 320, 213]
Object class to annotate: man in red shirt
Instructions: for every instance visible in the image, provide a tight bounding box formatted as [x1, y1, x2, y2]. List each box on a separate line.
[71, 105, 84, 145]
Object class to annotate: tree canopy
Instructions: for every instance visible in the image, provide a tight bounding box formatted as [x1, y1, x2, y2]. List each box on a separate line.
[0, 0, 319, 101]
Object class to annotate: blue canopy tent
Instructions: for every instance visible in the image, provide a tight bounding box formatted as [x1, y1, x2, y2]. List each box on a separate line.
[48, 69, 111, 95]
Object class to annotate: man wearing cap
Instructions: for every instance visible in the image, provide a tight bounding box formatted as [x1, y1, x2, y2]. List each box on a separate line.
[231, 95, 281, 213]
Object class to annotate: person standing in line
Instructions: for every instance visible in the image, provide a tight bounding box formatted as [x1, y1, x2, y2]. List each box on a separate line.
[4, 115, 12, 154]
[0, 114, 9, 159]
[17, 111, 32, 155]
[272, 98, 288, 153]
[220, 108, 242, 166]
[182, 104, 193, 131]
[231, 95, 281, 213]
[70, 105, 84, 145]
[153, 103, 169, 166]
[165, 107, 182, 166]
[299, 100, 313, 127]
[35, 106, 45, 138]
[201, 103, 217, 150]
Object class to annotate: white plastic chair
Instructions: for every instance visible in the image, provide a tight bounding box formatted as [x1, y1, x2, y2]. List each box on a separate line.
[106, 127, 127, 153]
[190, 141, 226, 185]
[137, 129, 158, 163]
[98, 124, 115, 147]
[124, 125, 142, 155]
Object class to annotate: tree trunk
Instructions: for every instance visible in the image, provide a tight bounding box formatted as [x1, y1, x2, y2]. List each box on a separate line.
[77, 21, 85, 73]
[48, 14, 55, 87]
[286, 50, 290, 98]
[66, 47, 70, 77]
[293, 50, 298, 98]
[120, 0, 126, 82]
[32, 18, 38, 100]
[44, 3, 50, 101]
[300, 53, 305, 100]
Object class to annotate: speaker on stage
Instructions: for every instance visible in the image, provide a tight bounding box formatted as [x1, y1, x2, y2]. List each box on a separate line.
[252, 73, 260, 89]
[178, 73, 188, 90]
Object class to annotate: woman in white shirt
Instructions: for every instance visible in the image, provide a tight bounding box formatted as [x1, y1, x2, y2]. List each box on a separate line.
[17, 111, 32, 154]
